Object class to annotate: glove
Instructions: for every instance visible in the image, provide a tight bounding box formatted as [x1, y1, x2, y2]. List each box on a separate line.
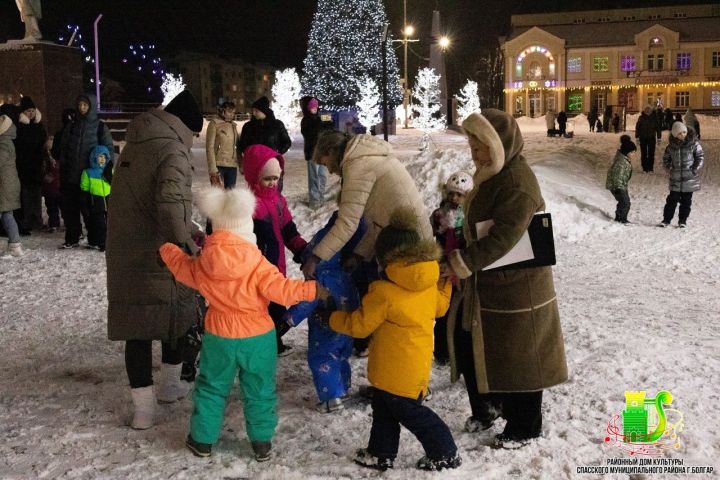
[301, 254, 321, 279]
[209, 172, 224, 187]
[315, 283, 330, 302]
[192, 230, 207, 249]
[342, 253, 363, 273]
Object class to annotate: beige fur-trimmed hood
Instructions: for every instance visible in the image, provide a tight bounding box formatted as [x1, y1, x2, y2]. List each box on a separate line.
[461, 109, 524, 185]
[19, 109, 42, 125]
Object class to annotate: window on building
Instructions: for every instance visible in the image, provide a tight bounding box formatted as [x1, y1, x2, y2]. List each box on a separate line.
[623, 15, 636, 21]
[567, 93, 583, 111]
[647, 54, 665, 71]
[574, 18, 585, 24]
[621, 55, 636, 72]
[675, 91, 690, 108]
[598, 17, 610, 22]
[673, 12, 687, 18]
[593, 56, 609, 72]
[712, 91, 720, 107]
[528, 61, 542, 80]
[649, 37, 664, 48]
[648, 14, 661, 20]
[676, 53, 691, 70]
[568, 57, 582, 73]
[712, 52, 720, 68]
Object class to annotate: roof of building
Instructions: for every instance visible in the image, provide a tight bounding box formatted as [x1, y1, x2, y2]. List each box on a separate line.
[507, 17, 720, 47]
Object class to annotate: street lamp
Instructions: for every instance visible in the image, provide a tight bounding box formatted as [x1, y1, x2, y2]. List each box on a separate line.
[438, 36, 450, 50]
[395, 0, 419, 129]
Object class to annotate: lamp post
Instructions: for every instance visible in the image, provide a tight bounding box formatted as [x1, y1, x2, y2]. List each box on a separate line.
[381, 23, 389, 141]
[93, 14, 103, 111]
[399, 0, 419, 129]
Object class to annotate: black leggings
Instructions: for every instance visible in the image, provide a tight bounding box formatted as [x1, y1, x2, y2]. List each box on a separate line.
[125, 340, 182, 389]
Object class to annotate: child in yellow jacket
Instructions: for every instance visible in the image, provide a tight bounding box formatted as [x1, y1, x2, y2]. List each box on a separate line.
[327, 208, 461, 472]
[160, 186, 326, 462]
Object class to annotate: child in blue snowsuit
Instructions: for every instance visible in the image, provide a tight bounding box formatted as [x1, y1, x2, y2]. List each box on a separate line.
[286, 211, 366, 413]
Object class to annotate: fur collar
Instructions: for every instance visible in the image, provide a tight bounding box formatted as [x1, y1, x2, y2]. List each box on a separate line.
[19, 109, 42, 125]
[380, 239, 441, 267]
[0, 115, 14, 136]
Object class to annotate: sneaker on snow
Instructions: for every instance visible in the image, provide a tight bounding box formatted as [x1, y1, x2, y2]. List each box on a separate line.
[657, 222, 670, 228]
[185, 435, 212, 457]
[493, 432, 537, 449]
[251, 441, 272, 462]
[316, 397, 344, 413]
[59, 242, 79, 249]
[85, 244, 101, 250]
[424, 387, 433, 401]
[678, 223, 687, 228]
[354, 448, 394, 471]
[416, 453, 462, 471]
[355, 348, 369, 358]
[6, 243, 23, 257]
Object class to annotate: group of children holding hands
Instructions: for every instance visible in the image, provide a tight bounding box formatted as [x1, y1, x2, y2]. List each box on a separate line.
[606, 120, 704, 227]
[158, 138, 477, 471]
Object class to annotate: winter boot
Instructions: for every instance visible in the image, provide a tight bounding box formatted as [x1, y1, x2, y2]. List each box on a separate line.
[130, 386, 155, 430]
[251, 441, 272, 462]
[416, 453, 462, 471]
[464, 405, 501, 433]
[7, 243, 23, 257]
[354, 448, 394, 471]
[186, 435, 212, 457]
[156, 363, 191, 404]
[316, 397, 344, 413]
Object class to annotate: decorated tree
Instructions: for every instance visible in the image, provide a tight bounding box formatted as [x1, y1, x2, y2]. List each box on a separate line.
[161, 73, 186, 106]
[302, 0, 402, 110]
[411, 67, 446, 133]
[455, 80, 481, 124]
[271, 68, 302, 132]
[356, 77, 381, 130]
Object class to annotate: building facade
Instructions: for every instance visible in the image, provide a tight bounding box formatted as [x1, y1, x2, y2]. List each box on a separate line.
[167, 52, 277, 114]
[501, 4, 720, 117]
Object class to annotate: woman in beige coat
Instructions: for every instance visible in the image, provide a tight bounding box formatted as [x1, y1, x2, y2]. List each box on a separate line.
[444, 109, 568, 446]
[302, 132, 432, 275]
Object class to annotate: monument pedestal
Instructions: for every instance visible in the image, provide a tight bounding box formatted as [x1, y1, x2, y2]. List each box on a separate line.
[0, 42, 82, 133]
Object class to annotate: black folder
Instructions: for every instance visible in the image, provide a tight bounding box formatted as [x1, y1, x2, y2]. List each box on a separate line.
[486, 213, 556, 272]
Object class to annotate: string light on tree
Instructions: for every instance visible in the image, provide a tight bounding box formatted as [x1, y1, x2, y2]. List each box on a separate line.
[56, 24, 95, 89]
[356, 76, 382, 130]
[302, 0, 402, 111]
[122, 44, 166, 95]
[455, 80, 481, 123]
[271, 68, 302, 132]
[412, 67, 446, 132]
[161, 73, 186, 106]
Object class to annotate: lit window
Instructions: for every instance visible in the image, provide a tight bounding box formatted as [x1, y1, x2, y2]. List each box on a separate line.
[593, 56, 609, 72]
[621, 56, 636, 72]
[567, 94, 583, 111]
[568, 57, 582, 73]
[712, 52, 720, 68]
[676, 53, 691, 70]
[675, 91, 690, 108]
[711, 91, 720, 107]
[574, 18, 585, 24]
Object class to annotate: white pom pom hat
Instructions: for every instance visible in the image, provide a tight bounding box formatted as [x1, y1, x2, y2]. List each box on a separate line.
[198, 186, 256, 243]
[445, 171, 474, 195]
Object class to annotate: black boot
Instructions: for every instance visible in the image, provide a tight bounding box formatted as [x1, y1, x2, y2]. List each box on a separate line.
[252, 441, 272, 462]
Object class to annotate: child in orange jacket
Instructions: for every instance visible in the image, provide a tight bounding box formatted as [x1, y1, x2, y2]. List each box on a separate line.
[160, 186, 326, 462]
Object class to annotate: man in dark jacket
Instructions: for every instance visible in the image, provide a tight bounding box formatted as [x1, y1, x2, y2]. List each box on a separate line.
[14, 96, 48, 234]
[635, 105, 661, 172]
[557, 111, 567, 136]
[301, 97, 334, 206]
[57, 94, 114, 248]
[237, 96, 291, 161]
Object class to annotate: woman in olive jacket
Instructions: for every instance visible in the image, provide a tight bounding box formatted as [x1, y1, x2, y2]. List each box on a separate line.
[444, 109, 568, 446]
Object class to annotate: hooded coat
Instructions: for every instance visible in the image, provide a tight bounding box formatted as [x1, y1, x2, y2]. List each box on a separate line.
[205, 115, 238, 173]
[330, 241, 452, 400]
[106, 108, 199, 342]
[663, 128, 704, 193]
[243, 144, 307, 275]
[15, 109, 47, 186]
[312, 135, 433, 261]
[59, 94, 114, 186]
[635, 106, 661, 140]
[0, 117, 21, 212]
[447, 109, 568, 393]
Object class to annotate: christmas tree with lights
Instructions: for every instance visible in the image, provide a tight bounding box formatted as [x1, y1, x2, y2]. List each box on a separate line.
[302, 0, 402, 111]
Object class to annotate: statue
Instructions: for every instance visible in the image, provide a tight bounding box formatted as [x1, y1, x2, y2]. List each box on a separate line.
[15, 0, 43, 42]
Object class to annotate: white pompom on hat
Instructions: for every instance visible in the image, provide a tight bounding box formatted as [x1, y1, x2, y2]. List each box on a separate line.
[445, 171, 474, 195]
[198, 186, 256, 243]
[671, 121, 688, 138]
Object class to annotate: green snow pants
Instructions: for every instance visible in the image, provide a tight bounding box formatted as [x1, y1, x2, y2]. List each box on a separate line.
[189, 330, 278, 444]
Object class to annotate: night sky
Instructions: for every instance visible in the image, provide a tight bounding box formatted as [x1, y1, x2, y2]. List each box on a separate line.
[0, 0, 705, 93]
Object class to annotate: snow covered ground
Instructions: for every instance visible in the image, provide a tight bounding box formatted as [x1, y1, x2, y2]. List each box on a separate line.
[2, 116, 719, 479]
